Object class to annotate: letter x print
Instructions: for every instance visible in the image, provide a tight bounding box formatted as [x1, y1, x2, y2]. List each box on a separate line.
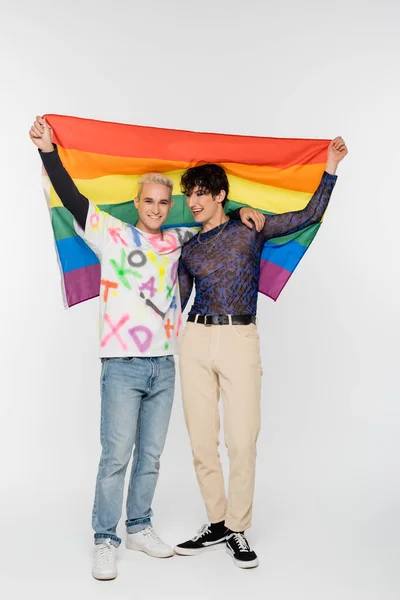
[101, 314, 130, 350]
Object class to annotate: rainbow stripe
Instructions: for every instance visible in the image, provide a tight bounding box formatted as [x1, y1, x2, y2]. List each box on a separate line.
[42, 114, 330, 307]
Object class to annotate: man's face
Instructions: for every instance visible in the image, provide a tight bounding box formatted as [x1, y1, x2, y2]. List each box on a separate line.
[186, 186, 225, 223]
[134, 183, 173, 233]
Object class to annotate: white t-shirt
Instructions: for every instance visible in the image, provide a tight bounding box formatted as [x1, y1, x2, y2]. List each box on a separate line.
[76, 201, 196, 357]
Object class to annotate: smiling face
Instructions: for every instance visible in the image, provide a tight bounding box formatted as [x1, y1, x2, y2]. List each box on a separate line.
[186, 186, 226, 224]
[134, 183, 174, 233]
[180, 164, 229, 228]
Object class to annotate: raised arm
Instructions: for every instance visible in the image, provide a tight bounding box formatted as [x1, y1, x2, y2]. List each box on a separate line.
[262, 137, 347, 241]
[178, 257, 194, 311]
[29, 116, 89, 230]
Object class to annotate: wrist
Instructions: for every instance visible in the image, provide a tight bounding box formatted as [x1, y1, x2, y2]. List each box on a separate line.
[41, 143, 55, 153]
[325, 160, 338, 175]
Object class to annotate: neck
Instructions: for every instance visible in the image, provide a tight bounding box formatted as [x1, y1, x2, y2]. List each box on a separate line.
[136, 220, 162, 235]
[201, 212, 229, 233]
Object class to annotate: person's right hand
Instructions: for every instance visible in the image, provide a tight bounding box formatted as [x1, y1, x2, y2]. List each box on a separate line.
[29, 116, 54, 152]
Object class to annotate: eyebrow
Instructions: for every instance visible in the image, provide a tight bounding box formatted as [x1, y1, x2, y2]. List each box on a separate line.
[143, 197, 171, 202]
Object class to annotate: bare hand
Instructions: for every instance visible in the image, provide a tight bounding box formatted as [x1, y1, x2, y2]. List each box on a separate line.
[327, 136, 348, 164]
[239, 207, 266, 232]
[29, 116, 54, 152]
[325, 136, 348, 175]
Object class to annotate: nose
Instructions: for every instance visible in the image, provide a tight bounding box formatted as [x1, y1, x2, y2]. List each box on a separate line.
[187, 194, 196, 208]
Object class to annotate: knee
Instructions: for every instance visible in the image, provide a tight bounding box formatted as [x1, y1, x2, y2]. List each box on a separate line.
[191, 442, 220, 467]
[225, 439, 257, 464]
[100, 442, 132, 472]
[136, 447, 162, 474]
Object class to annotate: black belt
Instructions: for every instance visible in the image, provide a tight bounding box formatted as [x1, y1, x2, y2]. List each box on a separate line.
[187, 314, 256, 326]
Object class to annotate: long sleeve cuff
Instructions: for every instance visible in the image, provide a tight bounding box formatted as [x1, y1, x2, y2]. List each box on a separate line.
[323, 171, 338, 182]
[38, 143, 59, 170]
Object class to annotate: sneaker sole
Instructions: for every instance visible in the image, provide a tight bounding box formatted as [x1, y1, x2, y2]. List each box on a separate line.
[174, 541, 227, 556]
[92, 570, 118, 580]
[125, 541, 174, 558]
[226, 546, 259, 569]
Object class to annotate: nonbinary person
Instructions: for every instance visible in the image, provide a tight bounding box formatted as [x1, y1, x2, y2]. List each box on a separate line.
[175, 138, 348, 568]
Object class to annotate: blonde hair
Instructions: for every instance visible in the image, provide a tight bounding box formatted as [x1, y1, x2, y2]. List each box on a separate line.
[136, 173, 173, 200]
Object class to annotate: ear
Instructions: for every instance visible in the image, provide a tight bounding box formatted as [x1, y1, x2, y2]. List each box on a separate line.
[215, 190, 226, 204]
[168, 199, 174, 211]
[134, 197, 140, 209]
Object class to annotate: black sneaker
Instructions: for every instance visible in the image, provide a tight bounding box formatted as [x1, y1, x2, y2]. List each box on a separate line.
[175, 523, 229, 555]
[226, 532, 259, 568]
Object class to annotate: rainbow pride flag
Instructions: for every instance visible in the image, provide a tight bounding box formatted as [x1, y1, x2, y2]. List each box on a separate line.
[42, 114, 331, 308]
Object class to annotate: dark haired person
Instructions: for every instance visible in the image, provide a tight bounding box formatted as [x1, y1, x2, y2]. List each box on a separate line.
[175, 138, 348, 569]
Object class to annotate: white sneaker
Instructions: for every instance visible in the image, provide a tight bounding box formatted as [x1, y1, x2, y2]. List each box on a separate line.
[126, 526, 174, 558]
[92, 539, 118, 580]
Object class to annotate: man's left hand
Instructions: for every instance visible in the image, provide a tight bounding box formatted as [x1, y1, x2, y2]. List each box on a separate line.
[325, 136, 348, 175]
[239, 207, 266, 232]
[328, 136, 348, 164]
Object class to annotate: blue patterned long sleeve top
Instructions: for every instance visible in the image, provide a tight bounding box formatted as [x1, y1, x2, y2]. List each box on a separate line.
[179, 171, 337, 316]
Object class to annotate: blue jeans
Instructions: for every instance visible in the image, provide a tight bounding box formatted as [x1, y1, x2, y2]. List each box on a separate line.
[92, 355, 175, 547]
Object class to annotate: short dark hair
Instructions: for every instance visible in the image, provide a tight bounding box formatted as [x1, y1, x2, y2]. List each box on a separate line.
[180, 163, 229, 207]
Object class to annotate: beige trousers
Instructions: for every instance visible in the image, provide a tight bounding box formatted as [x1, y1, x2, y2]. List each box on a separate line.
[179, 321, 262, 532]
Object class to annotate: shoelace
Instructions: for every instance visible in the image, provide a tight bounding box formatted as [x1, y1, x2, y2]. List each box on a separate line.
[98, 539, 114, 563]
[231, 533, 250, 552]
[191, 524, 211, 541]
[141, 526, 162, 542]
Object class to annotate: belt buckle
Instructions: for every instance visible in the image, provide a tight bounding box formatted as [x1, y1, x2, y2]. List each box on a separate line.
[204, 315, 212, 327]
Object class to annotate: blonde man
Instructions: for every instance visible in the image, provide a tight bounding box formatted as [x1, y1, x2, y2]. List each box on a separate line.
[29, 116, 260, 580]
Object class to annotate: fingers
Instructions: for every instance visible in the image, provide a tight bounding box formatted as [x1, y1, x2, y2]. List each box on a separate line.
[241, 209, 266, 231]
[36, 115, 46, 127]
[30, 116, 47, 136]
[243, 216, 253, 229]
[254, 212, 265, 232]
[331, 136, 346, 150]
[29, 114, 51, 144]
[329, 137, 348, 161]
[30, 124, 43, 138]
[248, 210, 265, 232]
[252, 215, 262, 232]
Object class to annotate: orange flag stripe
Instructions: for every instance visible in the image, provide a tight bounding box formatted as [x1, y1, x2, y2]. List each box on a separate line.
[58, 147, 325, 193]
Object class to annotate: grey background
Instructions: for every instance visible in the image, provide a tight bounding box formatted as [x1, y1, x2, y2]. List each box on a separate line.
[0, 0, 399, 598]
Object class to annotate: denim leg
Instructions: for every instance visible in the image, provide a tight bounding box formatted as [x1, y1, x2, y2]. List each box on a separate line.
[92, 357, 147, 546]
[125, 356, 175, 533]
